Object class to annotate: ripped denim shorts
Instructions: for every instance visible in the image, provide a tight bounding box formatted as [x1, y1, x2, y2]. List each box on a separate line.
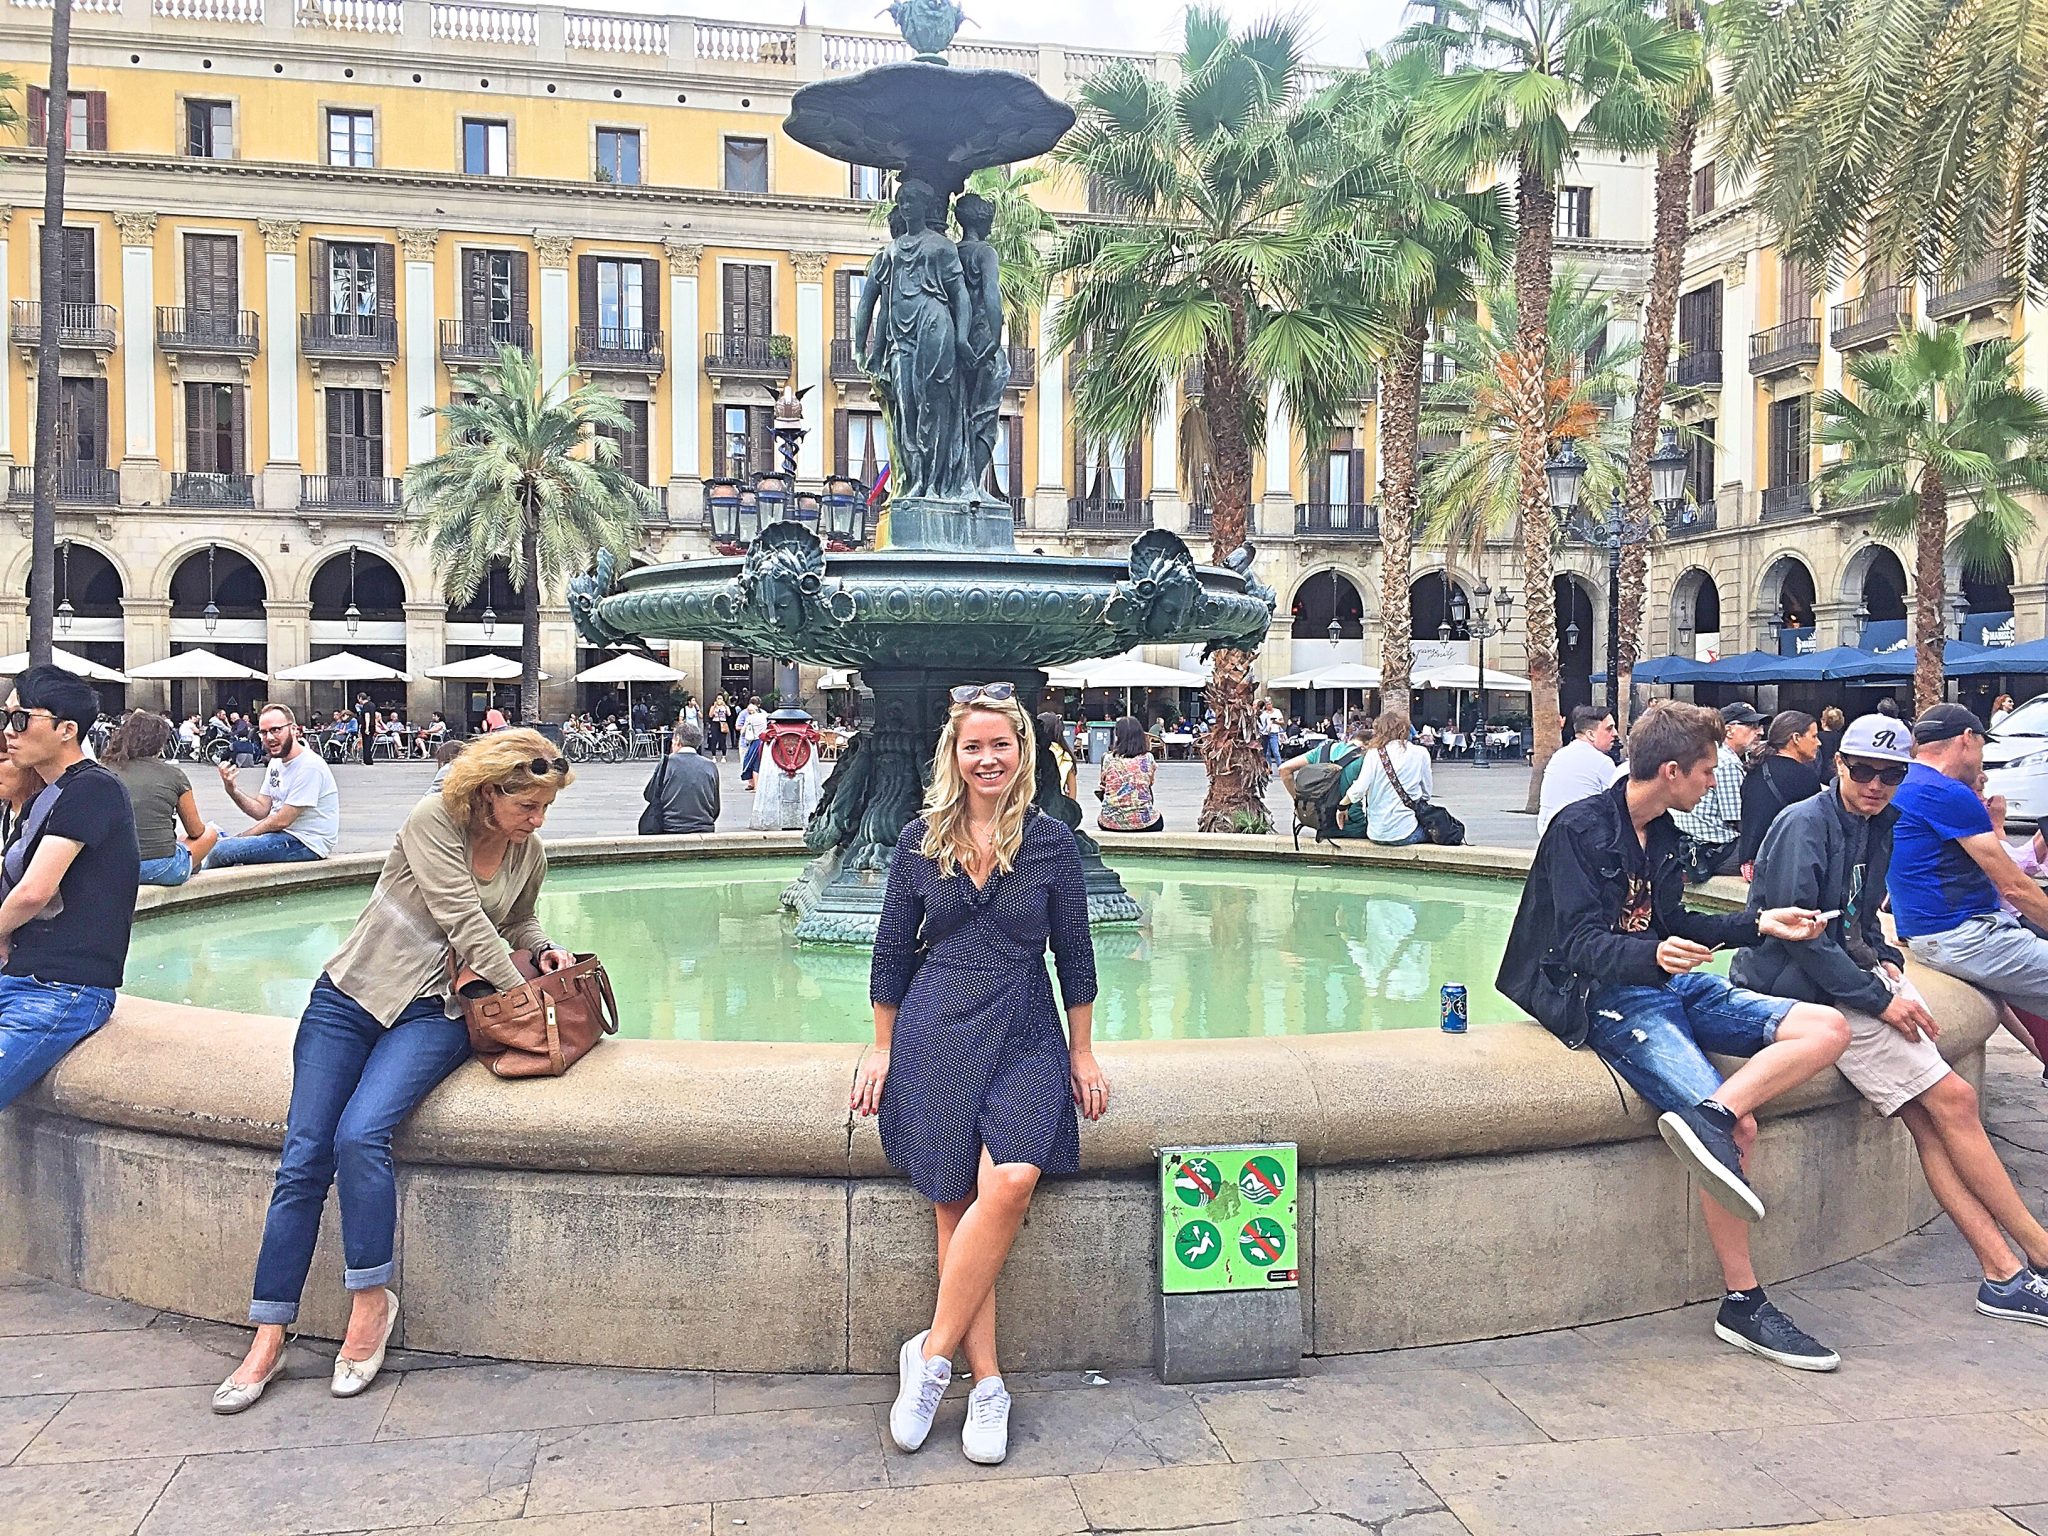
[1583, 971, 1797, 1114]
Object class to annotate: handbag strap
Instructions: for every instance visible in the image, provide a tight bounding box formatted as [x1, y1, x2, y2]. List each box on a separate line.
[541, 992, 566, 1076]
[1377, 745, 1425, 813]
[593, 962, 621, 1036]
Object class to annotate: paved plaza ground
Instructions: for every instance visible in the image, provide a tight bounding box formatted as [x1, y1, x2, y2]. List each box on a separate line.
[186, 754, 1546, 856]
[4, 1036, 2048, 1534]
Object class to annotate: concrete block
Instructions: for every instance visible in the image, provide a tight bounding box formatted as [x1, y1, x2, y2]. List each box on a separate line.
[396, 1167, 847, 1373]
[1155, 1287, 1302, 1383]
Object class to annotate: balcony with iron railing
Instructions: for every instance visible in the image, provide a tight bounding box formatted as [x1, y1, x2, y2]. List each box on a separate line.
[1830, 285, 1911, 350]
[9, 301, 117, 351]
[1004, 343, 1036, 391]
[704, 331, 792, 377]
[301, 312, 398, 360]
[1294, 502, 1380, 539]
[1186, 503, 1213, 536]
[6, 465, 119, 505]
[1927, 260, 2020, 321]
[829, 337, 866, 383]
[1760, 481, 1814, 522]
[1066, 495, 1152, 531]
[1668, 348, 1723, 390]
[440, 318, 534, 365]
[1421, 353, 1458, 388]
[156, 306, 259, 356]
[1664, 498, 1719, 536]
[169, 471, 254, 508]
[300, 474, 405, 511]
[1749, 316, 1822, 376]
[574, 325, 664, 372]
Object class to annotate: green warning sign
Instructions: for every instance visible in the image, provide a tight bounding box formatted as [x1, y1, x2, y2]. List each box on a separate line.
[1159, 1144, 1298, 1295]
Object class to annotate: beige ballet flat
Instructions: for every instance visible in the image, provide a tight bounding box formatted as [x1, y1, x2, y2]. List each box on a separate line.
[331, 1288, 399, 1398]
[212, 1350, 286, 1415]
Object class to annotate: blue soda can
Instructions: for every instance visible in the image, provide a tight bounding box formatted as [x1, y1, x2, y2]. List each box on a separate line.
[1440, 984, 1469, 1033]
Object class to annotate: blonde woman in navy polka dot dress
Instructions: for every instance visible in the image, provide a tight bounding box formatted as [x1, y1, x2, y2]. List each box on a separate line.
[854, 683, 1109, 1466]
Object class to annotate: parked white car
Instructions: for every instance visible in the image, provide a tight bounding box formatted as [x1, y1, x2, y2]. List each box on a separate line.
[1982, 693, 2048, 821]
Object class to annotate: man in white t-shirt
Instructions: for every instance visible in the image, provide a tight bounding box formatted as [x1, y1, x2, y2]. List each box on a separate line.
[205, 704, 341, 868]
[1536, 704, 1628, 839]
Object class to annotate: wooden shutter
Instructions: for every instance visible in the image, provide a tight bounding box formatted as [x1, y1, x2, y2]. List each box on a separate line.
[229, 385, 246, 473]
[510, 251, 530, 322]
[1003, 415, 1023, 498]
[89, 378, 109, 467]
[833, 408, 849, 474]
[373, 243, 395, 328]
[184, 384, 208, 474]
[833, 270, 855, 341]
[308, 237, 329, 311]
[624, 401, 650, 483]
[1073, 425, 1087, 501]
[1308, 451, 1330, 504]
[749, 265, 771, 337]
[85, 92, 107, 150]
[578, 255, 599, 335]
[185, 234, 235, 316]
[748, 406, 774, 473]
[1124, 440, 1143, 504]
[26, 86, 44, 147]
[463, 249, 489, 325]
[1348, 448, 1366, 504]
[640, 258, 660, 336]
[364, 391, 385, 475]
[61, 227, 94, 305]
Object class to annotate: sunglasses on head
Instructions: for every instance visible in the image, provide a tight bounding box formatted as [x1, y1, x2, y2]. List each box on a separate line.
[950, 682, 1017, 705]
[527, 756, 570, 776]
[1843, 760, 1908, 786]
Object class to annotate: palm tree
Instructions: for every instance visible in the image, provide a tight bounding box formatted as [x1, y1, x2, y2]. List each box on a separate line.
[1816, 323, 2048, 712]
[1325, 53, 1511, 722]
[1406, 0, 1698, 808]
[1717, 0, 2046, 285]
[407, 345, 649, 723]
[1050, 8, 1392, 831]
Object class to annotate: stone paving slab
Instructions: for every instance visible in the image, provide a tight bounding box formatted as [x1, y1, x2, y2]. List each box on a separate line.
[881, 1381, 1229, 1488]
[0, 1459, 182, 1536]
[1677, 1515, 2033, 1535]
[711, 1475, 1088, 1535]
[18, 1375, 397, 1464]
[375, 1362, 712, 1441]
[1731, 1411, 2048, 1520]
[0, 1394, 65, 1465]
[0, 1280, 156, 1339]
[1191, 1371, 1546, 1460]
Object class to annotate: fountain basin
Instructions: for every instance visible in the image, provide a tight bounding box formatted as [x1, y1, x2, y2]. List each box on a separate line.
[0, 836, 1977, 1374]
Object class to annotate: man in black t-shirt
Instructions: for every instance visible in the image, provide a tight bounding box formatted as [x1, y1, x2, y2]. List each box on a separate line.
[0, 665, 139, 1109]
[354, 691, 375, 767]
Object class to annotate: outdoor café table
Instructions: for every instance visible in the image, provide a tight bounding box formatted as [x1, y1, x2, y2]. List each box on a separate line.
[1162, 732, 1195, 760]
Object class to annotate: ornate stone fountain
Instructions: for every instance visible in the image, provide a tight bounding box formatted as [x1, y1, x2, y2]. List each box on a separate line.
[571, 1, 1273, 942]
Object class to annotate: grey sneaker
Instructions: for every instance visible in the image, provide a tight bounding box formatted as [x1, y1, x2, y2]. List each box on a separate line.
[961, 1375, 1011, 1465]
[888, 1330, 951, 1453]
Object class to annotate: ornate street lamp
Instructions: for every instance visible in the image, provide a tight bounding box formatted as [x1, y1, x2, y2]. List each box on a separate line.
[1648, 423, 1689, 513]
[821, 475, 869, 550]
[1950, 591, 1972, 641]
[55, 540, 73, 636]
[1472, 579, 1513, 769]
[1546, 437, 1589, 517]
[202, 543, 220, 636]
[343, 545, 362, 639]
[481, 604, 497, 640]
[1326, 567, 1343, 647]
[707, 384, 872, 557]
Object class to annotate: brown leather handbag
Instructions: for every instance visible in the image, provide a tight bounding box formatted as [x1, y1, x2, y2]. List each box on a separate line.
[457, 951, 620, 1078]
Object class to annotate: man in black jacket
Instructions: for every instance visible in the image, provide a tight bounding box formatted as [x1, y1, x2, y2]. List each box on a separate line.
[1736, 713, 2048, 1327]
[1499, 701, 1849, 1369]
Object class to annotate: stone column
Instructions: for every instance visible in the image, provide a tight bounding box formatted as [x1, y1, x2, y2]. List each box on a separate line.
[403, 598, 444, 721]
[666, 240, 703, 495]
[114, 211, 159, 502]
[398, 227, 439, 471]
[539, 602, 576, 719]
[258, 220, 302, 509]
[1034, 300, 1065, 524]
[1720, 255, 1755, 516]
[265, 598, 312, 709]
[536, 234, 573, 403]
[1262, 382, 1291, 535]
[1151, 374, 1179, 528]
[793, 250, 827, 481]
[122, 597, 171, 707]
[0, 207, 14, 468]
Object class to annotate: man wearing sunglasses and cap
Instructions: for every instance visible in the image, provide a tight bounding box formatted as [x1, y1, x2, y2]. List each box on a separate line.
[1738, 712, 2048, 1325]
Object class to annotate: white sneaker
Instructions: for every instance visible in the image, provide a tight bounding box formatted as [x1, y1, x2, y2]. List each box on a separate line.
[888, 1330, 951, 1452]
[962, 1375, 1011, 1464]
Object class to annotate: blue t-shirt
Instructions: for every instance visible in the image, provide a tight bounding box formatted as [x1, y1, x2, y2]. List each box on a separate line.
[1887, 761, 1999, 938]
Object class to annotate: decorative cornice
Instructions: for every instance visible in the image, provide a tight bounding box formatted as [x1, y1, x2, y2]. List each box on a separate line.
[534, 233, 574, 268]
[791, 249, 829, 283]
[112, 210, 158, 245]
[397, 226, 439, 262]
[257, 218, 301, 254]
[664, 239, 703, 276]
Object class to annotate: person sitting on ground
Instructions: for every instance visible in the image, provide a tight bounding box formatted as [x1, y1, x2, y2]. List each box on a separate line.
[213, 730, 574, 1415]
[1498, 701, 1847, 1370]
[1096, 715, 1162, 833]
[1737, 712, 2048, 1325]
[1673, 703, 1765, 883]
[1347, 709, 1435, 846]
[1739, 709, 1823, 878]
[1278, 713, 1373, 839]
[0, 665, 140, 1112]
[1037, 710, 1078, 801]
[1817, 705, 1846, 781]
[1536, 704, 1627, 838]
[642, 720, 721, 834]
[102, 710, 219, 887]
[206, 704, 341, 869]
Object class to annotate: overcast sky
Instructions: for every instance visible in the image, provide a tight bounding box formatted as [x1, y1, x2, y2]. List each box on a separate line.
[647, 1, 1419, 62]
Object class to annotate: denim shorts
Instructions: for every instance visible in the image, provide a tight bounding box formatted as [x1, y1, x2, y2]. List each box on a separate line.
[136, 846, 193, 887]
[1584, 970, 1797, 1113]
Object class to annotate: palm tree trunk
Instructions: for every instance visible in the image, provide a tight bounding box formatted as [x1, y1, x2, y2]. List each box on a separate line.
[1913, 472, 1947, 713]
[28, 0, 74, 669]
[1378, 313, 1427, 721]
[1620, 12, 1698, 727]
[1514, 160, 1562, 814]
[1199, 321, 1271, 832]
[520, 484, 543, 723]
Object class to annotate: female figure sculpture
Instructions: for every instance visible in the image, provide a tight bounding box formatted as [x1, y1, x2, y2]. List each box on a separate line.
[955, 192, 1010, 496]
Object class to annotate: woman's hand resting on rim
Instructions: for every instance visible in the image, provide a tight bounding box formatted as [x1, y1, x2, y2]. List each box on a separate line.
[851, 1047, 888, 1117]
[1070, 1046, 1110, 1122]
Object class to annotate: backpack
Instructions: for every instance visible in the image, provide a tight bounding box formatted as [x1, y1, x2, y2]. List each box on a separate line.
[1291, 742, 1354, 850]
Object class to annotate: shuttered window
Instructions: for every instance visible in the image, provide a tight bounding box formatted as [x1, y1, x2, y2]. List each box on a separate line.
[599, 399, 652, 484]
[1685, 419, 1716, 507]
[719, 405, 773, 478]
[184, 234, 238, 323]
[1678, 282, 1722, 351]
[1555, 186, 1593, 239]
[833, 269, 864, 342]
[1692, 162, 1716, 217]
[1780, 258, 1815, 323]
[463, 249, 529, 331]
[58, 377, 107, 469]
[185, 99, 232, 158]
[1767, 396, 1809, 489]
[58, 227, 96, 306]
[325, 388, 384, 478]
[184, 383, 244, 474]
[27, 88, 106, 150]
[722, 263, 772, 337]
[311, 240, 395, 339]
[1076, 437, 1142, 503]
[1310, 435, 1367, 506]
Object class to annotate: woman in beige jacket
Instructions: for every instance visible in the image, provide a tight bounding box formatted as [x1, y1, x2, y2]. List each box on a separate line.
[214, 728, 574, 1414]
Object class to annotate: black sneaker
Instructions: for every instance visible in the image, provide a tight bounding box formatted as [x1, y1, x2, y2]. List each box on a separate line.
[1657, 1104, 1766, 1223]
[1714, 1297, 1840, 1372]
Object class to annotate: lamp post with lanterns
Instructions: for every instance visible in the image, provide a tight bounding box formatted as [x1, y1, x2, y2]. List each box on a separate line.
[707, 384, 871, 556]
[1468, 580, 1514, 768]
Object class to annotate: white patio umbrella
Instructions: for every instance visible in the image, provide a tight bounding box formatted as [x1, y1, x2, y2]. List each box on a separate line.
[0, 647, 129, 684]
[1045, 652, 1211, 721]
[1265, 660, 1382, 729]
[275, 651, 413, 684]
[425, 653, 548, 717]
[573, 651, 687, 727]
[126, 649, 268, 682]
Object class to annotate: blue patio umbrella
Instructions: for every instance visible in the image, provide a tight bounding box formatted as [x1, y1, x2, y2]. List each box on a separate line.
[1942, 639, 2048, 677]
[1829, 641, 1993, 681]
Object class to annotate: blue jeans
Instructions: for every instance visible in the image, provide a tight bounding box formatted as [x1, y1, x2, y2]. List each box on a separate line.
[136, 846, 193, 887]
[249, 976, 470, 1325]
[0, 974, 116, 1111]
[1585, 970, 1795, 1113]
[207, 832, 323, 870]
[1263, 734, 1282, 767]
[1371, 825, 1429, 847]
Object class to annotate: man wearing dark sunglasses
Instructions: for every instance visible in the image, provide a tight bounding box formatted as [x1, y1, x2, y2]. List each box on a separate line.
[1739, 712, 2048, 1327]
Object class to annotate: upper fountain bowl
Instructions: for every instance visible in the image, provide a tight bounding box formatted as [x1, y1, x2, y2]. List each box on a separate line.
[784, 61, 1077, 186]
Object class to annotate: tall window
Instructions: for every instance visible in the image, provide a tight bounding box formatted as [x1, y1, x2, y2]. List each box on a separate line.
[1556, 185, 1593, 239]
[848, 164, 891, 201]
[1326, 448, 1353, 505]
[58, 227, 96, 306]
[184, 383, 242, 475]
[722, 263, 773, 338]
[1692, 161, 1716, 218]
[720, 404, 772, 478]
[327, 110, 374, 168]
[848, 411, 889, 483]
[58, 377, 106, 469]
[328, 242, 377, 332]
[987, 417, 1014, 502]
[595, 259, 644, 344]
[722, 136, 768, 193]
[463, 118, 509, 176]
[1086, 439, 1131, 501]
[599, 399, 651, 484]
[483, 252, 515, 326]
[186, 99, 232, 158]
[1768, 396, 1810, 488]
[326, 388, 384, 479]
[1678, 282, 1722, 351]
[183, 233, 238, 326]
[1779, 257, 1815, 323]
[1684, 419, 1716, 507]
[595, 128, 642, 185]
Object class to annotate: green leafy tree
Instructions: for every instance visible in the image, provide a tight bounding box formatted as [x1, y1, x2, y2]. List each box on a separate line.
[1405, 0, 1698, 808]
[1816, 323, 2048, 711]
[1050, 7, 1392, 830]
[407, 345, 648, 722]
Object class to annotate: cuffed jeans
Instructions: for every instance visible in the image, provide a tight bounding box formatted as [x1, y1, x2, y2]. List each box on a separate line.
[248, 976, 470, 1325]
[207, 831, 323, 870]
[0, 974, 116, 1111]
